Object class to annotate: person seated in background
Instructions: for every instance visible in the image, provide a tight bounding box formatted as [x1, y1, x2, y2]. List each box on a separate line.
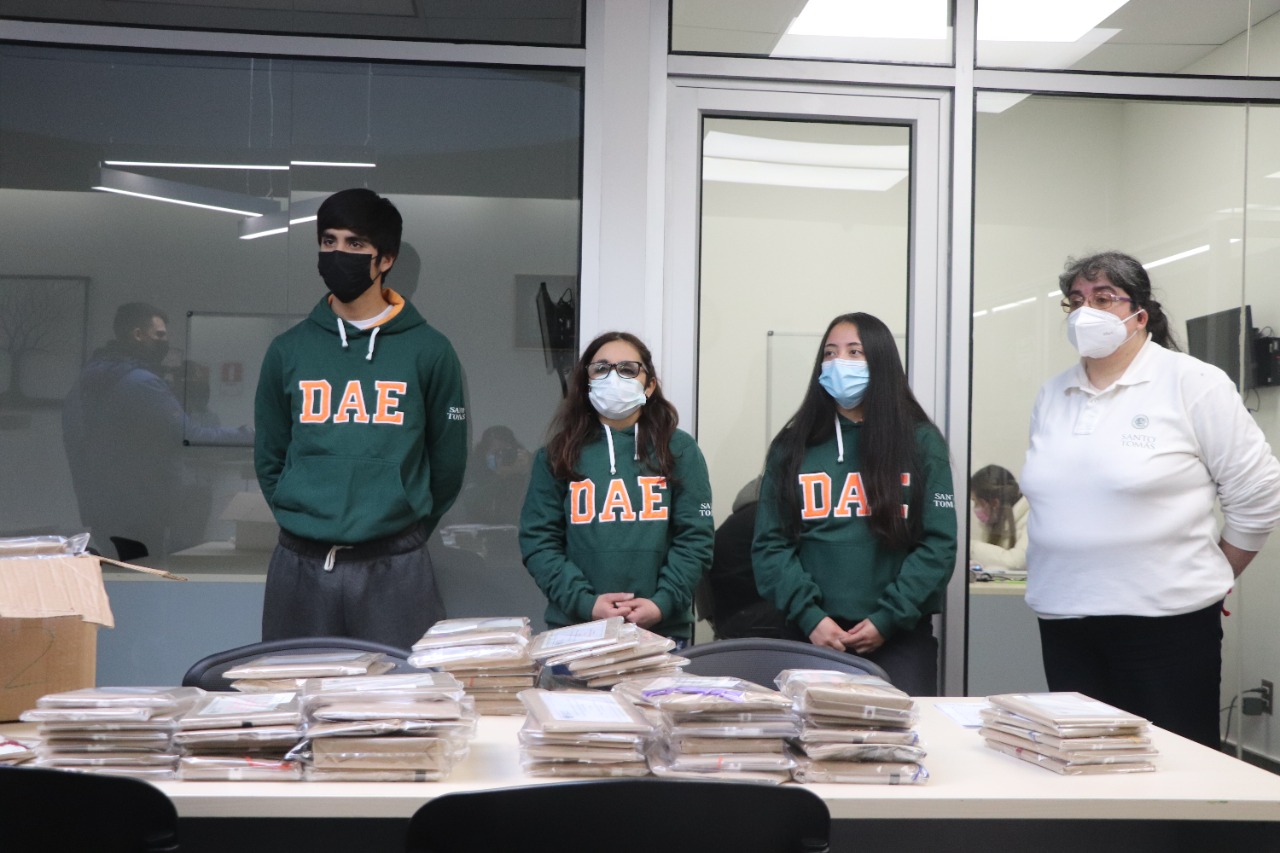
[460, 425, 533, 525]
[969, 464, 1028, 575]
[695, 476, 787, 639]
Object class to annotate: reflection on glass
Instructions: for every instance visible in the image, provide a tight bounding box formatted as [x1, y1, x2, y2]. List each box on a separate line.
[977, 0, 1264, 76]
[673, 0, 953, 65]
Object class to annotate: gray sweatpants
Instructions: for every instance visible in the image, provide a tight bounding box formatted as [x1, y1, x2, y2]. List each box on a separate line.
[261, 523, 445, 650]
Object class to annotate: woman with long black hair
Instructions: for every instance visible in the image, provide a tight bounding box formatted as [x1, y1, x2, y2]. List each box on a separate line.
[519, 331, 714, 644]
[752, 313, 957, 694]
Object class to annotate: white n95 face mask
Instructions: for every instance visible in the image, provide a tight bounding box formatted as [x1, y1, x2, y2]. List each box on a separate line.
[1067, 306, 1140, 359]
[589, 373, 648, 420]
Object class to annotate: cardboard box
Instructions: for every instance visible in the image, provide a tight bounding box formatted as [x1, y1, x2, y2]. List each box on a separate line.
[221, 489, 280, 551]
[0, 555, 113, 721]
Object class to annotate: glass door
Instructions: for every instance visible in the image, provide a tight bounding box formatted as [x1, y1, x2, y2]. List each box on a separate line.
[664, 81, 964, 692]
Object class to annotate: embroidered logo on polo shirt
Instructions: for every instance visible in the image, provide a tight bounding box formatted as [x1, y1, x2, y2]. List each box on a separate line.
[1121, 432, 1155, 449]
[1131, 414, 1149, 429]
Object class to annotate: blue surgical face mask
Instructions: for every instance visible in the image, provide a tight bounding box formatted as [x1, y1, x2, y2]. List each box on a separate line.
[819, 359, 870, 410]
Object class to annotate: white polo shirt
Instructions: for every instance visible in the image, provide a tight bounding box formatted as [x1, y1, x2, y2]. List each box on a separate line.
[1021, 336, 1280, 619]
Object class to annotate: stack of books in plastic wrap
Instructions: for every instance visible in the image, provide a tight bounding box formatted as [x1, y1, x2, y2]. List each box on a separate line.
[980, 692, 1157, 775]
[408, 617, 539, 715]
[20, 686, 204, 780]
[777, 669, 927, 785]
[528, 617, 687, 689]
[615, 674, 799, 783]
[174, 691, 305, 781]
[291, 672, 478, 781]
[222, 650, 397, 692]
[516, 687, 655, 778]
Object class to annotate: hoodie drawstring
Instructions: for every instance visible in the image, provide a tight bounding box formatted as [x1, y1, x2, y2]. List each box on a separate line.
[603, 423, 617, 475]
[601, 423, 640, 476]
[834, 414, 845, 463]
[336, 317, 380, 361]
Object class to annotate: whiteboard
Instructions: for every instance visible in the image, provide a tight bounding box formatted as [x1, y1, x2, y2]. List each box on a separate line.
[764, 330, 907, 444]
[182, 312, 303, 445]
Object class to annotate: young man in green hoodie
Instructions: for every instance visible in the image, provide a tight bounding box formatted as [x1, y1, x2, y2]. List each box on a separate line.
[254, 188, 467, 648]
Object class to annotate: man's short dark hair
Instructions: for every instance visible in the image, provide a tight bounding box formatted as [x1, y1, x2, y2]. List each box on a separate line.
[316, 188, 403, 261]
[113, 302, 167, 342]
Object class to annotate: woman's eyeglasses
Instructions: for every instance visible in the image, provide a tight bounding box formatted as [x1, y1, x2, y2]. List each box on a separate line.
[587, 360, 645, 380]
[1060, 291, 1134, 313]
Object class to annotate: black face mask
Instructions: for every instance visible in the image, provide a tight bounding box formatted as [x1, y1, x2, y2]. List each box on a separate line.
[136, 339, 168, 367]
[318, 250, 377, 303]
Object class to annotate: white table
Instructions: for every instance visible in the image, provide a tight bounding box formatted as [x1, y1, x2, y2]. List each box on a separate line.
[9, 698, 1280, 852]
[11, 698, 1279, 821]
[171, 699, 1280, 821]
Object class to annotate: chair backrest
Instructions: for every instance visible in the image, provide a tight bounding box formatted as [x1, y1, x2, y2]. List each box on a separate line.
[0, 764, 179, 852]
[405, 779, 830, 853]
[182, 636, 416, 690]
[680, 637, 890, 689]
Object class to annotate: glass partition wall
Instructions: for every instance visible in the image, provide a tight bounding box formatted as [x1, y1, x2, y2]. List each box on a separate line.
[0, 43, 582, 585]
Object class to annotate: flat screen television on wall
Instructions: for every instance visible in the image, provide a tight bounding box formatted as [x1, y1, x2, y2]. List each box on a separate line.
[1185, 305, 1256, 391]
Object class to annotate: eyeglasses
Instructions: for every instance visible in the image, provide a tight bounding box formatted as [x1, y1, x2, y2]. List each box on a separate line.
[587, 360, 645, 380]
[1060, 291, 1134, 313]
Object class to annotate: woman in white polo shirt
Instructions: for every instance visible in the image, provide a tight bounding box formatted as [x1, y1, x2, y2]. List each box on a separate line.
[1020, 251, 1280, 748]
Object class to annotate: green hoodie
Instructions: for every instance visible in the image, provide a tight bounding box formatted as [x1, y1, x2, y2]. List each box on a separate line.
[255, 290, 467, 544]
[752, 418, 957, 639]
[519, 425, 714, 639]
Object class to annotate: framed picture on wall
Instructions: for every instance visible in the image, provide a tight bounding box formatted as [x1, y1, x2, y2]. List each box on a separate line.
[0, 275, 89, 409]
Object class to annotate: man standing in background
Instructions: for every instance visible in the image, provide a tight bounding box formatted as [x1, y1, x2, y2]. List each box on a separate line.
[64, 302, 248, 560]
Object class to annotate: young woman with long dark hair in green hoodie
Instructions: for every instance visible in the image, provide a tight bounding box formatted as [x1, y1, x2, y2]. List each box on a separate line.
[519, 331, 714, 644]
[752, 313, 957, 695]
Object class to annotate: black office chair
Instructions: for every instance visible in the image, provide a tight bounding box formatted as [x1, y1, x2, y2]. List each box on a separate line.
[0, 764, 179, 852]
[680, 637, 890, 689]
[182, 636, 416, 690]
[404, 778, 830, 853]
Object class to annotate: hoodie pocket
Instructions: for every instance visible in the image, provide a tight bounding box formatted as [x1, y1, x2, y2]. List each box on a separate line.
[272, 454, 416, 541]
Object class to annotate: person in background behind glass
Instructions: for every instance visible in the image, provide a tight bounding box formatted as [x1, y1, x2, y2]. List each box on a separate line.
[1021, 251, 1280, 748]
[968, 464, 1028, 575]
[63, 302, 249, 561]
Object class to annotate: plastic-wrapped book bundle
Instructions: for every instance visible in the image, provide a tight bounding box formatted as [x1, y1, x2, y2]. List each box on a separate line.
[20, 686, 205, 780]
[408, 617, 540, 715]
[290, 672, 478, 781]
[516, 688, 655, 778]
[980, 692, 1157, 775]
[776, 670, 927, 785]
[615, 674, 800, 783]
[528, 618, 688, 690]
[0, 736, 37, 765]
[174, 692, 305, 781]
[223, 651, 397, 693]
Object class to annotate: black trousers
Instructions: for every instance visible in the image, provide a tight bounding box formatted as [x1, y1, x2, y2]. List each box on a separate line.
[261, 523, 444, 650]
[1038, 601, 1223, 748]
